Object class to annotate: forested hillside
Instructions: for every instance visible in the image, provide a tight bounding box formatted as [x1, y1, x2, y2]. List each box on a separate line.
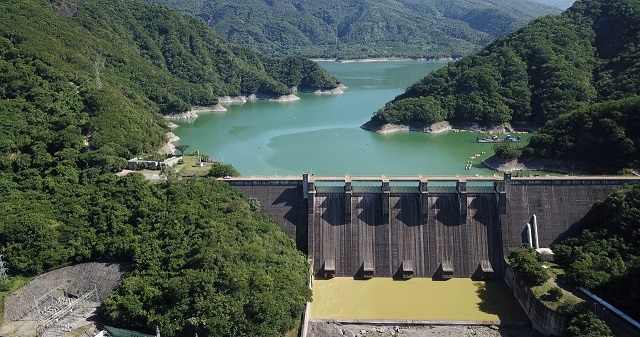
[142, 0, 560, 59]
[0, 0, 314, 335]
[1, 0, 337, 160]
[552, 184, 640, 321]
[529, 0, 576, 10]
[370, 0, 640, 171]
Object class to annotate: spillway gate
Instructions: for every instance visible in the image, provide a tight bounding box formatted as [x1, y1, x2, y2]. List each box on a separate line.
[307, 175, 503, 279]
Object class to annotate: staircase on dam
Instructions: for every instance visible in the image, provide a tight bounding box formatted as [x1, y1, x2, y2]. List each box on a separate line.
[230, 174, 640, 279]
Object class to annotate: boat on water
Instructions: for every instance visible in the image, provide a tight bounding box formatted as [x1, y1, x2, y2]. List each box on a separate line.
[476, 135, 521, 143]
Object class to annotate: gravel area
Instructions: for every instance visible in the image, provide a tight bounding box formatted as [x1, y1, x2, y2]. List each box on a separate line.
[308, 322, 543, 337]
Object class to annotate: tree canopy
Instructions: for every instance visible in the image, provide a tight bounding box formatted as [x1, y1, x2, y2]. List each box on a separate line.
[552, 184, 640, 321]
[141, 0, 560, 59]
[0, 0, 316, 335]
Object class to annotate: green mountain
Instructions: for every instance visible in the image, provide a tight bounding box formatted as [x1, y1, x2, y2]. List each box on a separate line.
[0, 0, 337, 160]
[1, 0, 317, 335]
[529, 0, 576, 10]
[369, 0, 640, 170]
[142, 0, 561, 59]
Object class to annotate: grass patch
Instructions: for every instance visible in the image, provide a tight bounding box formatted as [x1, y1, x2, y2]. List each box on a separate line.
[175, 155, 211, 176]
[531, 263, 583, 311]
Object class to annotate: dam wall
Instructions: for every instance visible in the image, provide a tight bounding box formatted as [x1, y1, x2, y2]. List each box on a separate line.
[230, 175, 640, 278]
[501, 177, 640, 253]
[231, 178, 308, 253]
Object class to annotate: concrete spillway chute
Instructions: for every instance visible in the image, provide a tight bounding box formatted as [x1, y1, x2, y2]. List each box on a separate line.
[323, 259, 335, 278]
[526, 223, 533, 248]
[361, 261, 374, 279]
[402, 260, 414, 279]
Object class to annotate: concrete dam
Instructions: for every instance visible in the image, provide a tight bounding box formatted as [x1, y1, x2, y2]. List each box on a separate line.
[230, 174, 640, 279]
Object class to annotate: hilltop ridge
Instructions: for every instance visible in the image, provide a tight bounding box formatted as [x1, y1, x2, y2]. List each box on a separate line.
[142, 0, 561, 59]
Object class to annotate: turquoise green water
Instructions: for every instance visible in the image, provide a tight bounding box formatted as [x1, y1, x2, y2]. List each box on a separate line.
[172, 61, 531, 176]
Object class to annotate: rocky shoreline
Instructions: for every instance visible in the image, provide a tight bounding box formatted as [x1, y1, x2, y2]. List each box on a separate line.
[298, 83, 349, 95]
[482, 155, 599, 175]
[360, 120, 523, 135]
[308, 322, 542, 337]
[164, 104, 227, 121]
[160, 131, 180, 155]
[163, 90, 329, 121]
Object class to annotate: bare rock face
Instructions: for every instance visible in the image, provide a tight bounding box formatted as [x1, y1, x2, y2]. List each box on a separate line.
[165, 110, 199, 121]
[269, 94, 301, 102]
[361, 120, 452, 134]
[57, 0, 85, 17]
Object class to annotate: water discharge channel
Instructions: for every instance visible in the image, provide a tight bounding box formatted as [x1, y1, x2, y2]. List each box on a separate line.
[310, 278, 528, 322]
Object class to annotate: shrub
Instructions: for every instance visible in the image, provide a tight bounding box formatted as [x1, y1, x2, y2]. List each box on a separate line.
[508, 247, 549, 285]
[493, 143, 523, 160]
[547, 286, 563, 302]
[207, 162, 240, 177]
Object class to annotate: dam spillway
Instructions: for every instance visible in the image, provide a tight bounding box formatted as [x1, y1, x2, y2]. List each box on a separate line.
[306, 177, 504, 278]
[230, 174, 640, 279]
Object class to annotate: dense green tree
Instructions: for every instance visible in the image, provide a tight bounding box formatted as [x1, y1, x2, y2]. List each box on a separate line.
[207, 163, 240, 178]
[493, 143, 524, 160]
[553, 184, 640, 320]
[565, 311, 613, 337]
[508, 247, 549, 285]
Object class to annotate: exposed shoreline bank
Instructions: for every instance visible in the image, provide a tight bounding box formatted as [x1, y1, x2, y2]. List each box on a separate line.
[360, 120, 531, 135]
[360, 120, 598, 175]
[164, 86, 346, 122]
[310, 57, 457, 63]
[482, 155, 609, 175]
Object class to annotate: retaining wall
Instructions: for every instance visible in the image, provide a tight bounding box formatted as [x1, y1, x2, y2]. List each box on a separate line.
[504, 265, 567, 336]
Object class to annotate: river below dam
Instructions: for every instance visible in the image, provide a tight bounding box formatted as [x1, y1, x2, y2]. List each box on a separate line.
[310, 278, 528, 322]
[172, 61, 532, 177]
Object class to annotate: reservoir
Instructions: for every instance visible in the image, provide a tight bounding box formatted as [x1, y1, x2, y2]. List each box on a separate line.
[172, 61, 530, 176]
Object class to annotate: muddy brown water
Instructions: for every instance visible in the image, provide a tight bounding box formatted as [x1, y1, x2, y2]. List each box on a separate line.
[310, 277, 528, 322]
